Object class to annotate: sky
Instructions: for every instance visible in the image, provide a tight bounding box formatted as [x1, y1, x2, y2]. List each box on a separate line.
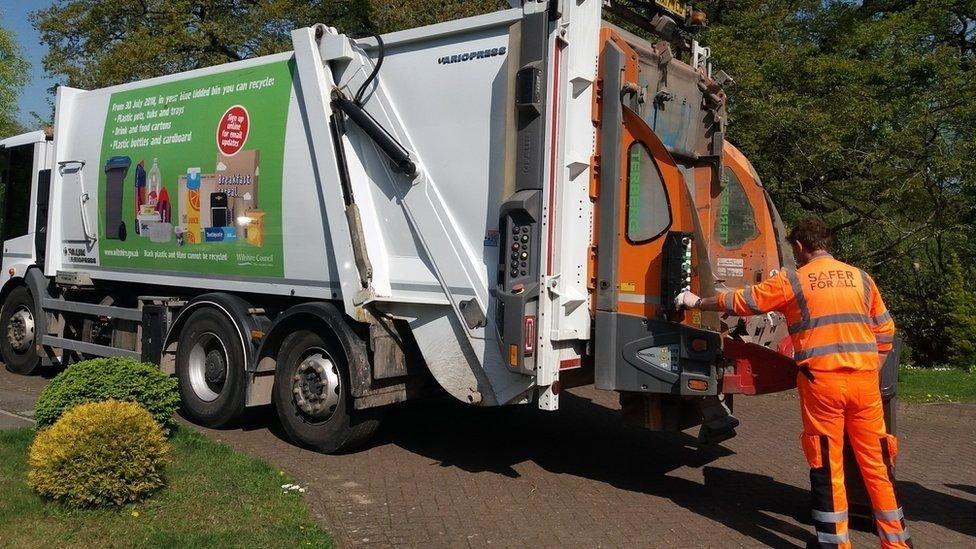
[1, 0, 57, 127]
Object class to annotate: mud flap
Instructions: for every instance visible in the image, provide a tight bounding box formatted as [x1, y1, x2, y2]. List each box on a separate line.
[844, 337, 901, 518]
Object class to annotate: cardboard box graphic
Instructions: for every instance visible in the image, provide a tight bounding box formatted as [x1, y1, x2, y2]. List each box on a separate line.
[215, 150, 259, 215]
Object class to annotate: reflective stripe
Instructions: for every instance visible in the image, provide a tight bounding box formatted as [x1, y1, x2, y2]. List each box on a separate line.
[874, 508, 904, 521]
[873, 311, 892, 325]
[786, 269, 811, 329]
[876, 333, 895, 344]
[794, 342, 878, 361]
[743, 285, 762, 315]
[877, 528, 910, 542]
[812, 509, 849, 523]
[788, 313, 872, 335]
[723, 291, 734, 312]
[817, 531, 850, 544]
[859, 269, 872, 309]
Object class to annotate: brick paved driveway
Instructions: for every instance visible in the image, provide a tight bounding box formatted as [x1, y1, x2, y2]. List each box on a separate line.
[2, 367, 973, 547]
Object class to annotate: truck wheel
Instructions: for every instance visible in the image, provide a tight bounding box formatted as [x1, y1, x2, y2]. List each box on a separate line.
[176, 308, 246, 427]
[1, 286, 40, 375]
[273, 329, 381, 453]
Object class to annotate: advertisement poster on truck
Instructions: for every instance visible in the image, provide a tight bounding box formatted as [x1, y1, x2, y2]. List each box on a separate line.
[96, 60, 293, 278]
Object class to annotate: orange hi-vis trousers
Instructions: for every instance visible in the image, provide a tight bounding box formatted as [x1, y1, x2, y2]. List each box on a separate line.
[798, 369, 911, 548]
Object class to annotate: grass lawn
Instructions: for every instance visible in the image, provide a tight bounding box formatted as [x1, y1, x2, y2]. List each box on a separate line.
[0, 427, 332, 548]
[897, 366, 976, 404]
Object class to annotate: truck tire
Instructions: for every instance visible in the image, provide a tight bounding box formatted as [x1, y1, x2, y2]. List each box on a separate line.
[273, 329, 381, 453]
[0, 286, 40, 375]
[175, 308, 246, 427]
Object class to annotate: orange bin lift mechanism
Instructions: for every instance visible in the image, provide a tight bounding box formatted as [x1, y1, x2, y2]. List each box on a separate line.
[589, 27, 698, 320]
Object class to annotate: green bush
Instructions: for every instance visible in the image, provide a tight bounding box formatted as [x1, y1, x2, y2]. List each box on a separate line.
[944, 256, 976, 370]
[28, 400, 171, 507]
[34, 358, 179, 433]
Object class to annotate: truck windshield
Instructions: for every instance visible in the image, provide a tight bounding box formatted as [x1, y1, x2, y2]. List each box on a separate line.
[0, 144, 34, 242]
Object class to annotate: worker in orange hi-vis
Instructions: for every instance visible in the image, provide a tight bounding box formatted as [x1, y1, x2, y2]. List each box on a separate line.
[677, 217, 910, 549]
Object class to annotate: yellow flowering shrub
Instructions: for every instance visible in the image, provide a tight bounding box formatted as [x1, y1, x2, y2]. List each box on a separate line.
[28, 400, 171, 507]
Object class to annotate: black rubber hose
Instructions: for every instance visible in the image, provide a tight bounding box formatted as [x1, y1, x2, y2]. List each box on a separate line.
[354, 32, 385, 106]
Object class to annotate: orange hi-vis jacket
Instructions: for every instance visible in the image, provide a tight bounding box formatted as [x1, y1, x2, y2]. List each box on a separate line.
[717, 254, 895, 372]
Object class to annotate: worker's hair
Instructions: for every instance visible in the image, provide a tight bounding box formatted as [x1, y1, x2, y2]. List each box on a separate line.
[788, 217, 832, 251]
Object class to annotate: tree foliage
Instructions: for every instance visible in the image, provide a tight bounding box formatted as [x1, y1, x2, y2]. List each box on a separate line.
[0, 10, 28, 136]
[32, 0, 505, 90]
[32, 0, 368, 90]
[693, 0, 976, 366]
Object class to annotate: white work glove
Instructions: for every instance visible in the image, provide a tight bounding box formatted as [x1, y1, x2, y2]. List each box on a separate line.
[675, 290, 701, 310]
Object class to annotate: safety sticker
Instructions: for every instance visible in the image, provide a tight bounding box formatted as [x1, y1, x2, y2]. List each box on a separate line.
[483, 230, 499, 247]
[717, 257, 745, 278]
[717, 257, 744, 268]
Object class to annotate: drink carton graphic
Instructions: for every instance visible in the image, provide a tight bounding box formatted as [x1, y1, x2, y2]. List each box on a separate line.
[178, 168, 209, 244]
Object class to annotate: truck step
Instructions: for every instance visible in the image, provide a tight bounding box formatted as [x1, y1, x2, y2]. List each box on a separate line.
[696, 395, 739, 445]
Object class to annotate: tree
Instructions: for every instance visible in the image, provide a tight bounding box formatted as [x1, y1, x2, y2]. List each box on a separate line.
[0, 10, 28, 136]
[691, 0, 976, 366]
[32, 1, 368, 90]
[943, 256, 976, 369]
[32, 0, 505, 91]
[368, 0, 508, 32]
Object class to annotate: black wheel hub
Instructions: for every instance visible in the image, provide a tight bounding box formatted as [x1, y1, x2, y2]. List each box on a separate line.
[204, 350, 227, 385]
[300, 370, 325, 397]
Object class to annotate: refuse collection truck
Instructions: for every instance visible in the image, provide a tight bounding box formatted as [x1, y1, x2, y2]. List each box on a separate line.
[0, 0, 802, 452]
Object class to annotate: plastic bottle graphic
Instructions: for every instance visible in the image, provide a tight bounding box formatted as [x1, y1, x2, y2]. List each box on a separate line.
[147, 158, 161, 206]
[158, 187, 171, 223]
[134, 160, 146, 233]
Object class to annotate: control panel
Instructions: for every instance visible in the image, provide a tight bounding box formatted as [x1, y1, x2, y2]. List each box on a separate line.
[662, 231, 694, 312]
[494, 190, 542, 375]
[506, 223, 534, 282]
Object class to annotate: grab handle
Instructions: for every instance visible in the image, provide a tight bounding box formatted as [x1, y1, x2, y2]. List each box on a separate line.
[58, 160, 97, 244]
